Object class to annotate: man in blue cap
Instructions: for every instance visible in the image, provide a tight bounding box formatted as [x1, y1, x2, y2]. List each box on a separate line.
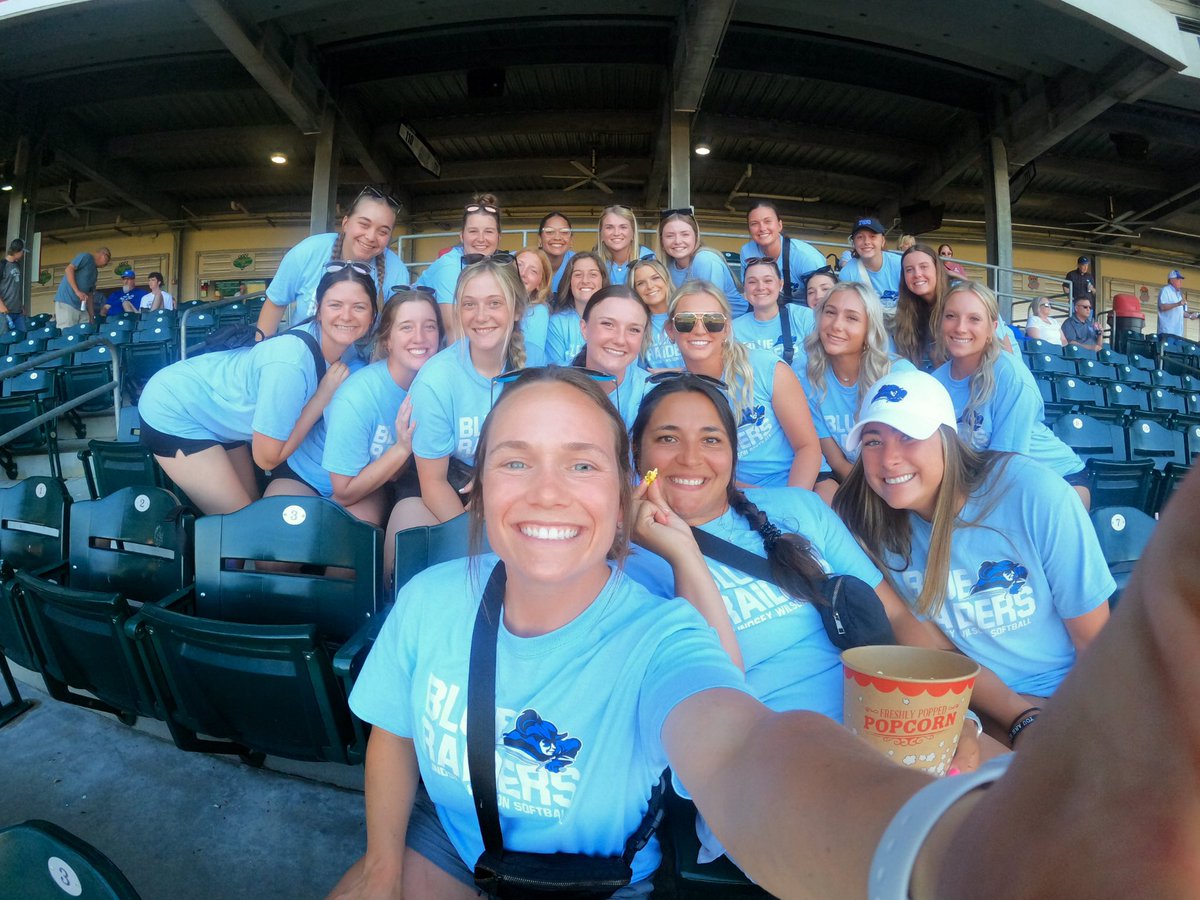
[1158, 269, 1192, 338]
[103, 267, 149, 316]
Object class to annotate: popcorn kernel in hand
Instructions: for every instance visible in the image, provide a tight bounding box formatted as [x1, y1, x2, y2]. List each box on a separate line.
[643, 468, 658, 486]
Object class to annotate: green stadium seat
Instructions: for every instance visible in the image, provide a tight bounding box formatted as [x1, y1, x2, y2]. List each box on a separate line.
[1104, 383, 1148, 416]
[1086, 458, 1157, 512]
[1089, 506, 1156, 607]
[1074, 358, 1115, 383]
[78, 441, 171, 501]
[1153, 462, 1191, 515]
[1053, 376, 1103, 409]
[1128, 417, 1187, 470]
[1061, 344, 1096, 361]
[0, 819, 142, 900]
[1051, 414, 1126, 464]
[16, 487, 192, 725]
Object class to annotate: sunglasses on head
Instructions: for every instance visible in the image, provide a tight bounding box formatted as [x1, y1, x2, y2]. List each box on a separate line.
[660, 207, 695, 220]
[461, 251, 517, 269]
[671, 312, 727, 333]
[465, 204, 500, 215]
[647, 370, 728, 390]
[489, 365, 617, 406]
[355, 185, 402, 209]
[388, 284, 437, 298]
[325, 260, 373, 276]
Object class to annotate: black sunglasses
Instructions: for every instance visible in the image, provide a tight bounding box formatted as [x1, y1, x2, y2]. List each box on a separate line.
[462, 251, 517, 269]
[671, 312, 727, 333]
[659, 207, 695, 220]
[647, 371, 728, 390]
[388, 284, 437, 298]
[325, 260, 372, 276]
[355, 185, 402, 209]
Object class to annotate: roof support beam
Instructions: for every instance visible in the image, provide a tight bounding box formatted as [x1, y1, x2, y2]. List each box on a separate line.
[695, 113, 930, 160]
[183, 0, 325, 134]
[388, 111, 657, 143]
[337, 99, 390, 187]
[50, 117, 178, 221]
[900, 113, 984, 205]
[672, 0, 736, 112]
[1003, 50, 1177, 167]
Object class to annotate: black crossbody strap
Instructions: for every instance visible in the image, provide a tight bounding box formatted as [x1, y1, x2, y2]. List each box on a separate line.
[285, 326, 328, 381]
[778, 302, 795, 366]
[779, 234, 793, 302]
[691, 526, 779, 587]
[467, 562, 509, 856]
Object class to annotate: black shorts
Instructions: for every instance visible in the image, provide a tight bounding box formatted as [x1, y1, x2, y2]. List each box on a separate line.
[139, 418, 246, 458]
[815, 471, 839, 484]
[1063, 468, 1090, 488]
[266, 460, 323, 496]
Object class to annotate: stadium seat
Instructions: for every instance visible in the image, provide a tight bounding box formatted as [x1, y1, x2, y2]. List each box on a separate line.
[45, 334, 82, 353]
[99, 329, 131, 347]
[78, 441, 172, 500]
[60, 363, 116, 416]
[1074, 359, 1115, 383]
[1147, 388, 1187, 422]
[1035, 378, 1054, 405]
[1153, 462, 1191, 515]
[1161, 349, 1197, 377]
[1061, 344, 1096, 361]
[1086, 458, 1157, 512]
[0, 477, 71, 675]
[0, 819, 142, 900]
[131, 326, 174, 345]
[1051, 414, 1126, 464]
[1089, 506, 1156, 607]
[1113, 364, 1152, 385]
[26, 326, 60, 342]
[25, 313, 52, 329]
[1104, 383, 1148, 417]
[59, 322, 98, 337]
[1149, 369, 1184, 390]
[0, 390, 60, 479]
[1026, 353, 1075, 377]
[1127, 418, 1187, 469]
[1181, 423, 1200, 461]
[392, 514, 479, 591]
[1097, 348, 1128, 366]
[1024, 338, 1062, 357]
[1053, 377, 1103, 410]
[663, 784, 769, 898]
[121, 343, 173, 402]
[16, 487, 193, 725]
[130, 496, 382, 764]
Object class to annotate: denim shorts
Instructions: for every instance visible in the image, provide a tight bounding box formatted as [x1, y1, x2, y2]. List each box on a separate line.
[405, 784, 655, 898]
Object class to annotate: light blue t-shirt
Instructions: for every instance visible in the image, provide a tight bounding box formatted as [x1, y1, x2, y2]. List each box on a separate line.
[523, 303, 551, 360]
[415, 245, 464, 306]
[55, 252, 98, 306]
[349, 557, 748, 886]
[288, 359, 408, 498]
[408, 343, 494, 466]
[803, 355, 917, 464]
[138, 323, 345, 443]
[645, 313, 682, 369]
[609, 364, 652, 433]
[838, 252, 903, 308]
[881, 455, 1113, 696]
[545, 309, 584, 366]
[605, 246, 656, 286]
[625, 489, 881, 720]
[932, 351, 1084, 476]
[267, 233, 408, 319]
[734, 349, 797, 487]
[732, 306, 814, 371]
[549, 250, 575, 293]
[738, 238, 826, 300]
[667, 249, 747, 317]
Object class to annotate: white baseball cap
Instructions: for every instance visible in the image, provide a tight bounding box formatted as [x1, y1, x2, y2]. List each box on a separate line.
[844, 370, 958, 453]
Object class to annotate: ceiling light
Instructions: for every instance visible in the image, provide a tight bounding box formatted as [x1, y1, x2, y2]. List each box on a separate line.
[269, 151, 288, 165]
[0, 160, 12, 191]
[694, 143, 711, 157]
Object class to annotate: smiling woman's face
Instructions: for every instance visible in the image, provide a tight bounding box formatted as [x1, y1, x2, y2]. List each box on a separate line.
[638, 389, 733, 525]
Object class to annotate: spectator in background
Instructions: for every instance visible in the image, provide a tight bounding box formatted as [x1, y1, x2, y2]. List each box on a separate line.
[54, 246, 110, 326]
[0, 238, 26, 331]
[140, 271, 175, 311]
[1025, 297, 1066, 346]
[1062, 256, 1096, 307]
[838, 217, 902, 309]
[1157, 269, 1192, 339]
[104, 268, 149, 315]
[896, 233, 917, 253]
[938, 243, 967, 278]
[1062, 297, 1103, 352]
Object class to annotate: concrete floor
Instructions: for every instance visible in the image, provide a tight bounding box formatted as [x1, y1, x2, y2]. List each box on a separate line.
[0, 675, 368, 900]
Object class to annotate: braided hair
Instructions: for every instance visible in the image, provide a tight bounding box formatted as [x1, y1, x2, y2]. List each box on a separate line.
[630, 375, 827, 603]
[332, 190, 396, 306]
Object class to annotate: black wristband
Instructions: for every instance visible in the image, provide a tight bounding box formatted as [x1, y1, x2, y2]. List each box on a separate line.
[1007, 706, 1042, 744]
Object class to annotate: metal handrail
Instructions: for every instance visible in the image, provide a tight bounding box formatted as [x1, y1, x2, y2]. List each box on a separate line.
[179, 291, 267, 360]
[0, 336, 122, 476]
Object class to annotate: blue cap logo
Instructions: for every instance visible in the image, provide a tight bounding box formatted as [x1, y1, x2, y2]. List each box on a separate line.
[872, 384, 907, 403]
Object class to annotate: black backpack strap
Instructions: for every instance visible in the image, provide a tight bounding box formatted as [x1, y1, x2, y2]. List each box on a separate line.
[467, 562, 509, 857]
[285, 326, 327, 381]
[778, 303, 795, 367]
[779, 235, 793, 302]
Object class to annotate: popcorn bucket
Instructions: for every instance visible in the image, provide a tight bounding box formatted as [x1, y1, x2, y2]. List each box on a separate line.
[842, 646, 979, 777]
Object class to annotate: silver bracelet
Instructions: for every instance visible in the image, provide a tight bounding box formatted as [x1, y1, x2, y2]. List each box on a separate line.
[868, 755, 1013, 900]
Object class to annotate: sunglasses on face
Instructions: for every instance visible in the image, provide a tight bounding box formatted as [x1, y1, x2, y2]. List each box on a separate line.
[461, 251, 517, 269]
[325, 260, 373, 276]
[489, 365, 617, 406]
[671, 312, 727, 333]
[540, 227, 572, 237]
[646, 370, 728, 390]
[465, 204, 499, 215]
[660, 207, 695, 220]
[355, 185, 402, 209]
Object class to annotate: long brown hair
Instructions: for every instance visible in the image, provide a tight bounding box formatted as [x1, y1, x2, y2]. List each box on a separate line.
[892, 243, 951, 368]
[330, 192, 397, 304]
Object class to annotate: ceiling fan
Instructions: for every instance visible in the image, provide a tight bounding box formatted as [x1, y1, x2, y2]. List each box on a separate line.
[38, 178, 110, 219]
[544, 150, 638, 194]
[1067, 195, 1152, 236]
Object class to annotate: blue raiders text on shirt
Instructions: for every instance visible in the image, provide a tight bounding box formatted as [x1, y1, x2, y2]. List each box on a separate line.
[899, 559, 1037, 639]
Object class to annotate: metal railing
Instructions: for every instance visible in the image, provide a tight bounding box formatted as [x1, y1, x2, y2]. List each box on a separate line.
[0, 336, 122, 480]
[179, 291, 268, 360]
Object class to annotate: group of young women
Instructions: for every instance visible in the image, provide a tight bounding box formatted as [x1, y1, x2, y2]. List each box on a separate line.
[127, 189, 1144, 896]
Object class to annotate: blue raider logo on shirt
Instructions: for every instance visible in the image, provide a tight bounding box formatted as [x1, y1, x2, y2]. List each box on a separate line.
[958, 409, 987, 450]
[503, 709, 582, 773]
[739, 404, 766, 428]
[969, 560, 1029, 596]
[873, 384, 907, 403]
